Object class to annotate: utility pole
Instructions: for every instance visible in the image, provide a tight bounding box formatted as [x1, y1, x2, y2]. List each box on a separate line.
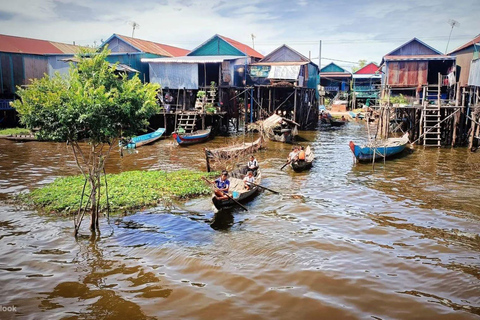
[318, 40, 322, 70]
[251, 34, 256, 49]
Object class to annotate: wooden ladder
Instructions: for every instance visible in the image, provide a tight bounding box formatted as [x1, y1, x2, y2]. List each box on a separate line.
[177, 112, 198, 133]
[422, 75, 442, 146]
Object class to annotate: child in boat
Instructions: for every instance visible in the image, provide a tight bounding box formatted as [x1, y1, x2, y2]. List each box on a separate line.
[213, 170, 230, 200]
[298, 146, 306, 161]
[243, 171, 255, 190]
[247, 155, 259, 175]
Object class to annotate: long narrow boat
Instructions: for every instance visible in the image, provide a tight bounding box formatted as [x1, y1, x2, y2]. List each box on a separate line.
[349, 133, 409, 162]
[212, 169, 262, 210]
[291, 146, 314, 172]
[122, 128, 166, 149]
[329, 119, 347, 127]
[173, 127, 211, 146]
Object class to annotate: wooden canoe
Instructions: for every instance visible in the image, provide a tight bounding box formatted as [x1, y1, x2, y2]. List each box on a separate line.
[290, 146, 314, 172]
[173, 127, 211, 146]
[349, 133, 409, 162]
[212, 169, 262, 210]
[122, 128, 165, 149]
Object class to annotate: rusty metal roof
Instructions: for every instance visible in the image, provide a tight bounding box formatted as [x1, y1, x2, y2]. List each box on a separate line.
[142, 55, 245, 64]
[449, 34, 480, 54]
[50, 41, 83, 54]
[218, 35, 263, 59]
[383, 55, 455, 61]
[115, 34, 189, 57]
[0, 34, 83, 55]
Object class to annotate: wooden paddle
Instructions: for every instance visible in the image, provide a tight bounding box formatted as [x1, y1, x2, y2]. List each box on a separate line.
[201, 177, 248, 211]
[247, 181, 279, 194]
[280, 160, 291, 170]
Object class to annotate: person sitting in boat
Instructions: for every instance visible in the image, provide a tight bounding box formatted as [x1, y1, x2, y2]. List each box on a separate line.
[288, 146, 299, 162]
[341, 115, 346, 122]
[247, 155, 259, 175]
[243, 170, 255, 190]
[213, 170, 230, 200]
[298, 146, 306, 161]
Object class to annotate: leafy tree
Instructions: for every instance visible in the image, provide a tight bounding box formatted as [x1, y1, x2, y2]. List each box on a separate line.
[351, 59, 368, 73]
[12, 47, 160, 236]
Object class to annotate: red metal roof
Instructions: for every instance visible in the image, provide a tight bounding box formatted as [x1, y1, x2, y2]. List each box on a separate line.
[0, 34, 81, 55]
[116, 34, 189, 57]
[449, 34, 480, 54]
[218, 35, 264, 59]
[354, 62, 380, 74]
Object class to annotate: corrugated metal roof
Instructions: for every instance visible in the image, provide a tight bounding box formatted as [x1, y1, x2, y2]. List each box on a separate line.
[384, 55, 455, 61]
[384, 38, 443, 57]
[449, 34, 480, 54]
[354, 62, 380, 74]
[142, 55, 246, 63]
[260, 44, 309, 63]
[252, 61, 308, 66]
[50, 41, 84, 54]
[116, 34, 189, 57]
[319, 72, 352, 78]
[352, 74, 381, 79]
[218, 35, 264, 59]
[0, 34, 83, 55]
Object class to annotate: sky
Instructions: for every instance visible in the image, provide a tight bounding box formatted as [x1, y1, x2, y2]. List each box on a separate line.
[0, 0, 479, 71]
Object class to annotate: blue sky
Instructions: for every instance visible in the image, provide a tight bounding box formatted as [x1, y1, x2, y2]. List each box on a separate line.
[0, 0, 479, 71]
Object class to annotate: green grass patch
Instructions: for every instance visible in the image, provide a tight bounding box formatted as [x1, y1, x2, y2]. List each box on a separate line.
[0, 127, 31, 135]
[26, 169, 218, 215]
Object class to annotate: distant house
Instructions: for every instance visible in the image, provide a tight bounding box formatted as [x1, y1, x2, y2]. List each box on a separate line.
[319, 62, 352, 96]
[352, 62, 381, 106]
[101, 34, 189, 82]
[0, 34, 82, 100]
[248, 44, 320, 129]
[380, 38, 456, 100]
[0, 34, 83, 126]
[449, 34, 480, 88]
[143, 34, 263, 91]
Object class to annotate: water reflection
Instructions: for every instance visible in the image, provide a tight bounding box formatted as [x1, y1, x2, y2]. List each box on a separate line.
[210, 210, 234, 231]
[1, 124, 480, 319]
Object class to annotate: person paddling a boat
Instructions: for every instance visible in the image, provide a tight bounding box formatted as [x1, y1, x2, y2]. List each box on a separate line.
[211, 170, 230, 200]
[243, 171, 255, 190]
[288, 146, 299, 162]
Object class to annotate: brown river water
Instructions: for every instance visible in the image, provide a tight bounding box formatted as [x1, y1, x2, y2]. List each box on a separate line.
[0, 122, 479, 320]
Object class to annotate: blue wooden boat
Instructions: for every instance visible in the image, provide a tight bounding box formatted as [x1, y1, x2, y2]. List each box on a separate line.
[349, 111, 365, 120]
[173, 127, 211, 146]
[349, 133, 409, 162]
[122, 128, 165, 149]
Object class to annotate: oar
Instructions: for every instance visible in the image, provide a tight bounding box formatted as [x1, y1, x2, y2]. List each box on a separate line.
[201, 177, 248, 211]
[247, 182, 279, 194]
[280, 160, 291, 170]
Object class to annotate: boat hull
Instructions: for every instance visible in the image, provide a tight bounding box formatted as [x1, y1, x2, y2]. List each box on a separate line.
[124, 128, 165, 149]
[291, 160, 313, 172]
[329, 120, 346, 127]
[173, 128, 211, 146]
[212, 186, 261, 210]
[349, 134, 409, 162]
[212, 169, 262, 210]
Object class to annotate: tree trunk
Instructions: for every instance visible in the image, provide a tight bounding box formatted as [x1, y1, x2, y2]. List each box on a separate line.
[89, 178, 98, 231]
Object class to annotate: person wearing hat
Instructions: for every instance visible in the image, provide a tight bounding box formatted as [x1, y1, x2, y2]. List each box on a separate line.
[212, 170, 230, 200]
